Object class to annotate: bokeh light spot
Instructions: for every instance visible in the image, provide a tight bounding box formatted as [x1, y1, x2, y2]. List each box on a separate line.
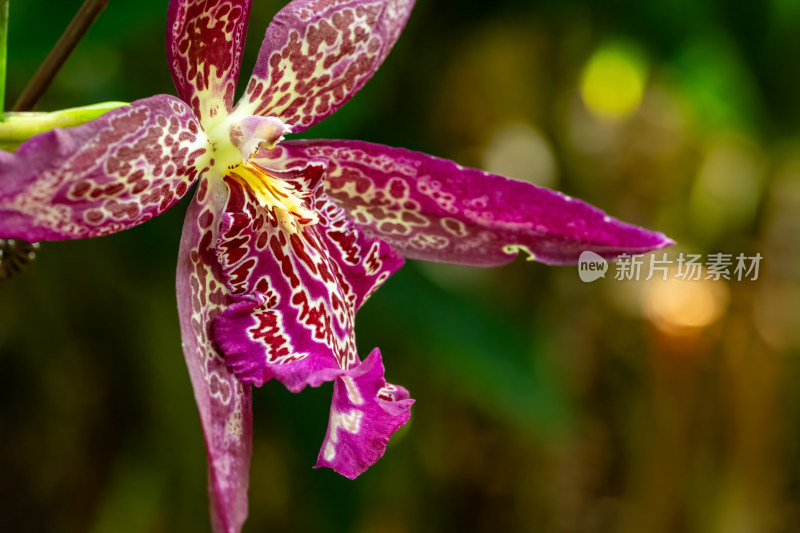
[482, 122, 557, 188]
[580, 41, 648, 121]
[642, 272, 730, 336]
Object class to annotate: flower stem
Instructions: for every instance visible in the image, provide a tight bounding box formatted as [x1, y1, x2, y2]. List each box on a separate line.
[0, 100, 128, 149]
[0, 0, 8, 117]
[12, 0, 108, 111]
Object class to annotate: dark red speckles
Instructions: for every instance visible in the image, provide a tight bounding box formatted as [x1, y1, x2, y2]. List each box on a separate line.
[255, 278, 270, 293]
[256, 231, 268, 249]
[85, 209, 104, 224]
[169, 117, 180, 135]
[132, 180, 149, 194]
[188, 121, 199, 135]
[169, 1, 248, 115]
[353, 25, 368, 44]
[307, 20, 338, 56]
[126, 169, 145, 183]
[187, 148, 208, 166]
[329, 229, 360, 264]
[176, 181, 189, 197]
[209, 374, 231, 403]
[160, 196, 172, 212]
[248, 82, 264, 104]
[220, 235, 250, 265]
[158, 116, 168, 127]
[106, 200, 140, 220]
[142, 187, 163, 206]
[106, 183, 125, 196]
[286, 33, 317, 81]
[389, 180, 407, 199]
[367, 36, 380, 53]
[359, 3, 381, 26]
[71, 181, 91, 197]
[171, 146, 189, 161]
[228, 258, 256, 292]
[290, 234, 318, 275]
[199, 209, 214, 229]
[197, 178, 209, 202]
[251, 311, 290, 363]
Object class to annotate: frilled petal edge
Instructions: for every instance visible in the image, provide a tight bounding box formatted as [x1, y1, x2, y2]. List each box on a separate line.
[210, 164, 403, 390]
[315, 348, 413, 479]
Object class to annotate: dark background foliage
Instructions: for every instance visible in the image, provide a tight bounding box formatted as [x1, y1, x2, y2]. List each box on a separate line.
[3, 1, 800, 532]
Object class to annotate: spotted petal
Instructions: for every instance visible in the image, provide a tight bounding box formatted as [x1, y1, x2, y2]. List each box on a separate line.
[269, 140, 673, 266]
[167, 0, 252, 128]
[0, 95, 209, 242]
[235, 0, 415, 133]
[204, 160, 407, 479]
[211, 161, 403, 390]
[316, 349, 413, 479]
[177, 179, 253, 533]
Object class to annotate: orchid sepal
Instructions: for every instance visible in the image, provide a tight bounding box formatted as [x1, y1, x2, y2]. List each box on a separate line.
[235, 0, 416, 133]
[264, 139, 673, 266]
[0, 95, 210, 242]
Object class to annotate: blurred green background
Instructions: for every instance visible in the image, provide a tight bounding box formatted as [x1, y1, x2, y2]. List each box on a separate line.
[3, 0, 800, 532]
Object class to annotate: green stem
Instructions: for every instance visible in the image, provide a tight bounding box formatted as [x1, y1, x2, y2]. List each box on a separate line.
[0, 100, 128, 150]
[13, 0, 108, 111]
[0, 0, 8, 117]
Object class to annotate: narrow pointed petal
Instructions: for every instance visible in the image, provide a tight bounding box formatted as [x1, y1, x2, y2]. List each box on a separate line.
[234, 0, 416, 133]
[211, 162, 403, 390]
[0, 96, 210, 242]
[315, 349, 413, 479]
[268, 140, 673, 266]
[177, 183, 253, 533]
[168, 0, 252, 128]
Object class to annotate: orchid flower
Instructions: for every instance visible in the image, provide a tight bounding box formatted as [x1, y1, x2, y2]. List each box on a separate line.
[0, 0, 671, 531]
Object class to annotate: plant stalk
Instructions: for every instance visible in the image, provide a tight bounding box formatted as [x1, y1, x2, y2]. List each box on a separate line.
[13, 0, 108, 111]
[0, 0, 9, 117]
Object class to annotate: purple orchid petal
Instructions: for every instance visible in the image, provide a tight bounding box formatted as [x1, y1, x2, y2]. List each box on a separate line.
[0, 95, 210, 242]
[199, 158, 406, 481]
[235, 0, 416, 133]
[167, 0, 252, 128]
[177, 182, 253, 533]
[211, 161, 403, 390]
[268, 140, 673, 266]
[315, 349, 413, 479]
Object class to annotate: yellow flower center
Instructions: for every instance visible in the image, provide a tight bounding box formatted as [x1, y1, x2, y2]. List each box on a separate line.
[227, 161, 318, 234]
[205, 113, 315, 234]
